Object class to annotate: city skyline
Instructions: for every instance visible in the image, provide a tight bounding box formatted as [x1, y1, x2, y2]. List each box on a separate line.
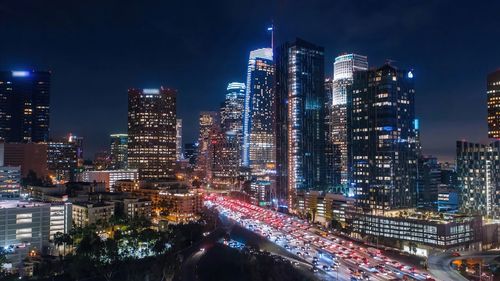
[1, 1, 499, 162]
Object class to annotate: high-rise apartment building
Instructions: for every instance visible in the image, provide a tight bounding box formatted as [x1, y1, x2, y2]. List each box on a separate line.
[331, 54, 368, 191]
[487, 70, 500, 139]
[457, 140, 500, 218]
[128, 88, 177, 181]
[275, 39, 326, 207]
[242, 49, 275, 176]
[0, 71, 50, 143]
[348, 63, 418, 212]
[110, 134, 128, 169]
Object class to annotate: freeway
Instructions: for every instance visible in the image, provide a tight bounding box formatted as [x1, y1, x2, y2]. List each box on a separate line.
[205, 195, 438, 281]
[428, 251, 500, 281]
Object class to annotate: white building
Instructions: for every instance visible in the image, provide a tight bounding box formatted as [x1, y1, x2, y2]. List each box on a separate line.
[0, 200, 72, 269]
[81, 169, 138, 192]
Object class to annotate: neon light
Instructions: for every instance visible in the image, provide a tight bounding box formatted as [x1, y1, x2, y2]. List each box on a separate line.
[408, 71, 413, 79]
[12, 71, 30, 77]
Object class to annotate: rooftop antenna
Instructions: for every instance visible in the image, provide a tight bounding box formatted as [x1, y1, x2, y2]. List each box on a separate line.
[267, 22, 274, 50]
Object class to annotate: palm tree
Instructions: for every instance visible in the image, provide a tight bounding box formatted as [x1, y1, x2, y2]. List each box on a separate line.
[53, 232, 64, 257]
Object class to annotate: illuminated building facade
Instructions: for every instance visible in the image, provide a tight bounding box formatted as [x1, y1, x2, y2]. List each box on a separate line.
[0, 166, 21, 199]
[81, 169, 138, 192]
[331, 54, 368, 191]
[250, 180, 272, 207]
[72, 201, 115, 228]
[0, 71, 50, 143]
[176, 119, 183, 161]
[275, 39, 326, 207]
[47, 139, 78, 182]
[348, 63, 418, 212]
[324, 78, 338, 190]
[487, 70, 500, 139]
[0, 201, 72, 268]
[209, 131, 240, 188]
[221, 82, 245, 144]
[110, 133, 128, 169]
[128, 88, 177, 180]
[416, 155, 441, 209]
[242, 48, 275, 176]
[184, 142, 198, 165]
[196, 111, 219, 179]
[457, 140, 500, 219]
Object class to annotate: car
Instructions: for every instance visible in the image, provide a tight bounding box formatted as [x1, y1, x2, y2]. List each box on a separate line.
[322, 265, 331, 271]
[311, 267, 319, 273]
[451, 252, 461, 257]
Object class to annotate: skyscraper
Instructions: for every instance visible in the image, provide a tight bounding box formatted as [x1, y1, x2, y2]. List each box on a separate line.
[176, 119, 183, 161]
[275, 39, 326, 207]
[128, 88, 177, 180]
[348, 64, 418, 212]
[324, 78, 338, 191]
[457, 140, 500, 218]
[331, 54, 368, 192]
[0, 70, 50, 143]
[196, 111, 220, 180]
[47, 138, 78, 182]
[487, 70, 500, 139]
[242, 48, 275, 176]
[221, 82, 245, 135]
[110, 134, 128, 169]
[209, 131, 240, 188]
[220, 82, 245, 164]
[416, 155, 441, 209]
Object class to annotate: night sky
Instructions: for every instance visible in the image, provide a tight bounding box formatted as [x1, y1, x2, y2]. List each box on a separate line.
[1, 1, 499, 162]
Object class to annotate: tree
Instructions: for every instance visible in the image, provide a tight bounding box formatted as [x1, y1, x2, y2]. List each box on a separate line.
[331, 219, 342, 232]
[0, 248, 7, 269]
[311, 207, 317, 222]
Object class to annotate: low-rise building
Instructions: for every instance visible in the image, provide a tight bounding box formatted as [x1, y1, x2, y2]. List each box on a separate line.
[72, 201, 115, 228]
[157, 189, 202, 223]
[114, 179, 139, 192]
[81, 169, 138, 192]
[350, 209, 482, 256]
[296, 191, 354, 226]
[122, 198, 152, 219]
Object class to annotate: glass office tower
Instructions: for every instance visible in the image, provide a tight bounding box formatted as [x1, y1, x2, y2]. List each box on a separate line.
[275, 38, 326, 207]
[0, 71, 50, 142]
[348, 64, 418, 213]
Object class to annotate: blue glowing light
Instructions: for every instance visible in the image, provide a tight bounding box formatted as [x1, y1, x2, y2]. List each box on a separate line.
[12, 71, 30, 77]
[383, 126, 393, 131]
[407, 71, 413, 79]
[414, 119, 419, 130]
[267, 27, 273, 31]
[143, 88, 159, 94]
